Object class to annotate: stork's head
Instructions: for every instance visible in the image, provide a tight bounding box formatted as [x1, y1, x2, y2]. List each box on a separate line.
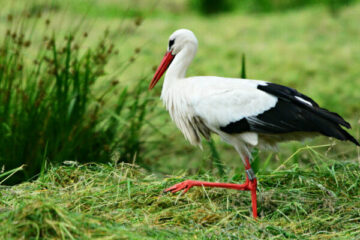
[149, 29, 198, 90]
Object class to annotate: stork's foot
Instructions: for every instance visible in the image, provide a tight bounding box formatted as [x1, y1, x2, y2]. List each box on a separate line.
[163, 180, 198, 194]
[163, 178, 258, 218]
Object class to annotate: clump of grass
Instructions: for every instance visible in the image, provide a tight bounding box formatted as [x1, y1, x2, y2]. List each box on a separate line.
[189, 0, 356, 15]
[188, 0, 236, 15]
[0, 146, 359, 239]
[0, 12, 149, 184]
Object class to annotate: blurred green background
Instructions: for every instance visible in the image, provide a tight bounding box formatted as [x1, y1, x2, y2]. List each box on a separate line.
[0, 0, 359, 184]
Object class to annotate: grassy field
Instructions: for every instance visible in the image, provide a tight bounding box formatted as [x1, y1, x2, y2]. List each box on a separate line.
[0, 0, 360, 239]
[1, 154, 360, 239]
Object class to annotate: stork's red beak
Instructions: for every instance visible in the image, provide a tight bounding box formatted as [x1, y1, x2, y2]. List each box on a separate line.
[149, 51, 175, 90]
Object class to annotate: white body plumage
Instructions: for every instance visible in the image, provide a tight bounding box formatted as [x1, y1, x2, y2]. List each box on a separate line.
[161, 76, 284, 157]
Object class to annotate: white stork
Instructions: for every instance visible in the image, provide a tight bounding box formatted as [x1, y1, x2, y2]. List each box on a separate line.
[149, 29, 359, 219]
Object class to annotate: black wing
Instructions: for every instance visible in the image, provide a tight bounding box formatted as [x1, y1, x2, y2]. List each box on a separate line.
[220, 82, 359, 146]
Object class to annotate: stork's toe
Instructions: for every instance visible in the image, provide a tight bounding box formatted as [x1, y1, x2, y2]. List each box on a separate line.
[163, 180, 194, 194]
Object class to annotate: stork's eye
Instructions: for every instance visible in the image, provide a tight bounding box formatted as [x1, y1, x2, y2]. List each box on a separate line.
[169, 39, 175, 49]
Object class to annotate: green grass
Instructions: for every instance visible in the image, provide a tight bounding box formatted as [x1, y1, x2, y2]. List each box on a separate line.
[1, 147, 360, 239]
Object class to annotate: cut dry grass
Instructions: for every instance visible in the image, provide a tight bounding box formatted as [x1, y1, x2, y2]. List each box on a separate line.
[1, 149, 360, 239]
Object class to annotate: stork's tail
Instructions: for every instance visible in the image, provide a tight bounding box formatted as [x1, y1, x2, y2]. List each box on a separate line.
[329, 125, 359, 146]
[313, 109, 359, 146]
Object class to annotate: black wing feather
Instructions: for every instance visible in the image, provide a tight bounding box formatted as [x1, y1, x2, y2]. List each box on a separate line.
[257, 83, 351, 128]
[220, 82, 359, 146]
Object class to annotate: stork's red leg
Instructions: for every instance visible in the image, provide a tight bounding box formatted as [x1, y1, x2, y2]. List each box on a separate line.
[164, 158, 258, 219]
[249, 178, 257, 219]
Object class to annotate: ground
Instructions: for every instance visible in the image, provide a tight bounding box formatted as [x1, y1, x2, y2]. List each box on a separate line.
[1, 157, 360, 239]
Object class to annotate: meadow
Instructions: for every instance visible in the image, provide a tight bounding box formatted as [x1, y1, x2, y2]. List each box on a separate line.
[0, 0, 359, 239]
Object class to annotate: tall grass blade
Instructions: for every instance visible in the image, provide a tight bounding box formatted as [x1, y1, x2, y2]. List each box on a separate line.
[207, 138, 224, 176]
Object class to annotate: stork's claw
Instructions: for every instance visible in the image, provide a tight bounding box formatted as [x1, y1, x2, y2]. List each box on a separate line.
[163, 180, 194, 194]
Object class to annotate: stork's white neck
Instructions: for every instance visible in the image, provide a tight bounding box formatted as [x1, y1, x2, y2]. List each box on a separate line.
[163, 44, 197, 89]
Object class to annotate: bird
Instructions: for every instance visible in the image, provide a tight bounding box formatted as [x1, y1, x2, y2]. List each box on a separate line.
[149, 29, 359, 219]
